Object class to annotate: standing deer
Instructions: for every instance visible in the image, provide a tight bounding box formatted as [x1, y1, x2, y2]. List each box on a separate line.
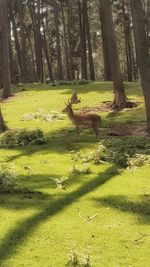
[62, 101, 101, 138]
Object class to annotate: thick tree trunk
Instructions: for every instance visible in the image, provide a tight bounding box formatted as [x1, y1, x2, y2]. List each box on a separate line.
[99, 0, 127, 108]
[130, 0, 150, 132]
[0, 107, 8, 133]
[0, 0, 11, 98]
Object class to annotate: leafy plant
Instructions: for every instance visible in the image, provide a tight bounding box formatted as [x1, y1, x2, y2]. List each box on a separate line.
[0, 129, 45, 148]
[0, 164, 17, 192]
[67, 250, 91, 267]
[70, 165, 92, 175]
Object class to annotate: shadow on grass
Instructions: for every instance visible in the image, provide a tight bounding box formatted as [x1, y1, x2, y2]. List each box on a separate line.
[0, 189, 52, 210]
[3, 127, 104, 163]
[0, 165, 117, 263]
[94, 194, 150, 224]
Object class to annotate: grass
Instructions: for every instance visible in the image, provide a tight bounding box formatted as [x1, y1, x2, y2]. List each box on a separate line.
[0, 82, 149, 267]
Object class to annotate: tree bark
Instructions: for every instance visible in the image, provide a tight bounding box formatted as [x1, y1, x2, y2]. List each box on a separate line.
[77, 0, 88, 80]
[53, 0, 64, 80]
[130, 0, 150, 132]
[98, 3, 112, 81]
[83, 0, 95, 81]
[0, 0, 11, 98]
[0, 107, 8, 133]
[99, 0, 127, 108]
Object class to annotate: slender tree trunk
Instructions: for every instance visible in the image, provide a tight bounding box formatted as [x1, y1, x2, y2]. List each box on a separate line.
[24, 24, 37, 82]
[130, 0, 150, 132]
[99, 0, 127, 108]
[53, 0, 64, 80]
[35, 0, 43, 82]
[77, 0, 88, 80]
[42, 32, 54, 82]
[83, 0, 95, 80]
[67, 0, 75, 80]
[61, 2, 70, 80]
[17, 0, 28, 83]
[0, 0, 11, 98]
[122, 0, 133, 81]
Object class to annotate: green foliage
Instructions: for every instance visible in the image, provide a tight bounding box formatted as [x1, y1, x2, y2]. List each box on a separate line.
[128, 154, 150, 169]
[50, 79, 91, 87]
[69, 138, 150, 168]
[0, 164, 17, 192]
[0, 129, 45, 148]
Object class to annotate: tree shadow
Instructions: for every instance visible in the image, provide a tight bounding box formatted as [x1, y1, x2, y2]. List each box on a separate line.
[0, 166, 118, 263]
[2, 126, 105, 164]
[94, 194, 150, 225]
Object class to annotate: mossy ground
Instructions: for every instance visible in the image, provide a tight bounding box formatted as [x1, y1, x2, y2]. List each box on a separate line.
[0, 82, 149, 267]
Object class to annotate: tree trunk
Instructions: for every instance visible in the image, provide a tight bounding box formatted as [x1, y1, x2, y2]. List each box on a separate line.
[67, 0, 75, 80]
[122, 0, 133, 81]
[0, 107, 8, 133]
[61, 2, 70, 80]
[0, 0, 11, 98]
[83, 0, 95, 81]
[99, 0, 127, 108]
[53, 0, 64, 80]
[17, 0, 28, 83]
[98, 2, 112, 81]
[130, 0, 150, 132]
[77, 0, 88, 80]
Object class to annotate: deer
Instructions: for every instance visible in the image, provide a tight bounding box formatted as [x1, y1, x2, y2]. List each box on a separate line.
[62, 101, 101, 138]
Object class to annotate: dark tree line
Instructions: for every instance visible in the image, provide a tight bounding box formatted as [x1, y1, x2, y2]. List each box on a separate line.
[0, 0, 150, 132]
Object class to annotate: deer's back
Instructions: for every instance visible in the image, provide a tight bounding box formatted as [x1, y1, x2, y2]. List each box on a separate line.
[72, 113, 101, 127]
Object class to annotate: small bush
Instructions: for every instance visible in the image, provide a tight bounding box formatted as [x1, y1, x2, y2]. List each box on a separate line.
[128, 154, 150, 169]
[73, 79, 91, 85]
[70, 165, 92, 175]
[0, 164, 17, 192]
[0, 129, 45, 148]
[67, 250, 91, 267]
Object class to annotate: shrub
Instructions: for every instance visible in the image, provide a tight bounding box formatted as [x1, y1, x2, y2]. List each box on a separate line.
[128, 154, 150, 169]
[67, 250, 91, 267]
[0, 129, 45, 148]
[0, 164, 17, 192]
[70, 165, 92, 175]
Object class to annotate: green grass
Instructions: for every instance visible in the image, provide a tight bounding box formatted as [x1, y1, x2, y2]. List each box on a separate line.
[0, 82, 149, 267]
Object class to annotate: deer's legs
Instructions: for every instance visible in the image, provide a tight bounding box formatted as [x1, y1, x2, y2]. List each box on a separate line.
[92, 125, 99, 139]
[76, 126, 80, 136]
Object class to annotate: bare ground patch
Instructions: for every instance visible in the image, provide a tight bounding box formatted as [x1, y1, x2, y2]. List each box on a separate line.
[102, 123, 148, 137]
[78, 100, 141, 113]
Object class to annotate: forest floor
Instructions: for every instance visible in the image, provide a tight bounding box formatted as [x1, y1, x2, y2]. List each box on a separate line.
[0, 82, 149, 267]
